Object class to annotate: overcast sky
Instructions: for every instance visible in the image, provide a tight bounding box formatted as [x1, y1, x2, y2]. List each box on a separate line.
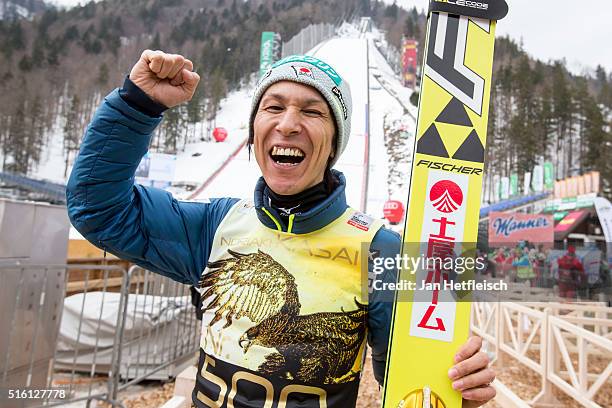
[385, 0, 612, 75]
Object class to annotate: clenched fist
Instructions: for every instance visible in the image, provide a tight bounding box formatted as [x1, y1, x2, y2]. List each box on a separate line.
[129, 50, 201, 108]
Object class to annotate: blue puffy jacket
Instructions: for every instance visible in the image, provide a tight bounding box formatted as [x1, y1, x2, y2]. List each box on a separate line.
[66, 88, 400, 387]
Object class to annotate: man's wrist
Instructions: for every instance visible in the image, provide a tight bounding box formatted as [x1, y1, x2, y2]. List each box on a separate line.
[119, 75, 168, 117]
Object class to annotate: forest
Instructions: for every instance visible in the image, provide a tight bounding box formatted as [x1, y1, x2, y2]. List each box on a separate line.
[0, 0, 609, 196]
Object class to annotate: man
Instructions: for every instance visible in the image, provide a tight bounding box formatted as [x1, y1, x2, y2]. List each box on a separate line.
[67, 50, 495, 407]
[512, 242, 535, 285]
[557, 245, 586, 299]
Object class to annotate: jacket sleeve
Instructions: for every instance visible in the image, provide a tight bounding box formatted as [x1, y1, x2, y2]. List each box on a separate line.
[66, 89, 238, 286]
[367, 226, 401, 386]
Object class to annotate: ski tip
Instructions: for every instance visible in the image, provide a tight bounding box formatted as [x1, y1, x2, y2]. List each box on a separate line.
[429, 0, 509, 21]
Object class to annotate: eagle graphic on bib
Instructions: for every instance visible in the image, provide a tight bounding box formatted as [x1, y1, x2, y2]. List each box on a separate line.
[194, 199, 382, 407]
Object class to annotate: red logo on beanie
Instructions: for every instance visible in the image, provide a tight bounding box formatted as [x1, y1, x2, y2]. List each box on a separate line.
[429, 180, 463, 213]
[291, 65, 315, 80]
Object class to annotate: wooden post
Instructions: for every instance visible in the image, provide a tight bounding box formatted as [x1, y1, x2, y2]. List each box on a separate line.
[532, 308, 560, 407]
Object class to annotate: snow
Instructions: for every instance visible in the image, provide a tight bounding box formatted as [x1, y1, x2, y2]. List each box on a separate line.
[29, 107, 75, 183]
[366, 28, 418, 218]
[0, 2, 31, 19]
[45, 0, 103, 9]
[313, 38, 369, 210]
[173, 88, 251, 187]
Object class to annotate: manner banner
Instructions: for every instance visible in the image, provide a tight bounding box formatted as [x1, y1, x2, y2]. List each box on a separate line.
[488, 212, 554, 247]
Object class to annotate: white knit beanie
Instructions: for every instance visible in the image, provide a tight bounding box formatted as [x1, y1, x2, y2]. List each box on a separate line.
[249, 55, 352, 168]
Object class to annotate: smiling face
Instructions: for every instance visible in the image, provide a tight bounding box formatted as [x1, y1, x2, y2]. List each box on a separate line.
[253, 81, 336, 195]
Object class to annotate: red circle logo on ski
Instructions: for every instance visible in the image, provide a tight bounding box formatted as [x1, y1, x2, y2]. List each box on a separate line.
[299, 67, 311, 74]
[429, 180, 463, 213]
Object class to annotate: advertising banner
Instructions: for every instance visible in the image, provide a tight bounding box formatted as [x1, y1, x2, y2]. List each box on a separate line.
[585, 173, 593, 194]
[568, 177, 577, 197]
[493, 175, 501, 202]
[259, 32, 281, 78]
[532, 165, 544, 193]
[488, 212, 554, 247]
[401, 38, 418, 88]
[501, 177, 510, 200]
[510, 173, 518, 197]
[543, 162, 554, 190]
[554, 210, 588, 241]
[136, 153, 176, 187]
[592, 171, 600, 193]
[559, 179, 567, 198]
[577, 175, 586, 195]
[523, 172, 531, 195]
[594, 197, 612, 263]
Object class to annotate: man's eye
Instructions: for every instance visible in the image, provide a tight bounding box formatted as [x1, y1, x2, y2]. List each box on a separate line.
[303, 110, 322, 116]
[265, 105, 283, 112]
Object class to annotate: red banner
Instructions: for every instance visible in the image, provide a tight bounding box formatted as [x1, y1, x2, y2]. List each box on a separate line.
[488, 212, 554, 247]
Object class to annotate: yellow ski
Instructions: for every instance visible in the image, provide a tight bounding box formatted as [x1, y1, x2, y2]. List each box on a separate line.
[381, 1, 508, 407]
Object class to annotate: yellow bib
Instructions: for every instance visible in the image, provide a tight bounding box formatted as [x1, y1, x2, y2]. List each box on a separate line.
[195, 199, 382, 407]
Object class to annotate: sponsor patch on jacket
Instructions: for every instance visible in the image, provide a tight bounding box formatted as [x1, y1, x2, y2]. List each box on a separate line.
[237, 200, 255, 214]
[347, 212, 374, 231]
[291, 65, 315, 80]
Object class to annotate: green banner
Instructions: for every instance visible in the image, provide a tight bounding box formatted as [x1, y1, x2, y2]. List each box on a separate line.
[544, 162, 554, 190]
[259, 32, 280, 78]
[510, 173, 518, 196]
[544, 193, 597, 212]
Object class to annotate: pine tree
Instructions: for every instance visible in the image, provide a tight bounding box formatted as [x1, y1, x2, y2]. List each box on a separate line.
[205, 68, 227, 138]
[27, 97, 45, 172]
[63, 94, 83, 178]
[508, 55, 539, 173]
[6, 100, 28, 173]
[97, 63, 109, 86]
[161, 106, 182, 154]
[551, 62, 573, 179]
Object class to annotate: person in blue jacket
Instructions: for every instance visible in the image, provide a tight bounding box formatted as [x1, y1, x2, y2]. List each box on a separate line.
[66, 50, 496, 408]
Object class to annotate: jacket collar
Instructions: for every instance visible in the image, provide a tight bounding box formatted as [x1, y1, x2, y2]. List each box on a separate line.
[254, 170, 348, 234]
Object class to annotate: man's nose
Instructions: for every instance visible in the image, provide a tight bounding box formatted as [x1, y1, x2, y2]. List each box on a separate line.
[276, 108, 302, 136]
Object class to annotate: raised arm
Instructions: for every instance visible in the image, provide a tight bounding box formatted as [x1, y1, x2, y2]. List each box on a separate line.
[66, 51, 236, 285]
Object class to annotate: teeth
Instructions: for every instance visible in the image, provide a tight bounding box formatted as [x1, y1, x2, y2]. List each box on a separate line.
[271, 146, 304, 157]
[276, 161, 298, 167]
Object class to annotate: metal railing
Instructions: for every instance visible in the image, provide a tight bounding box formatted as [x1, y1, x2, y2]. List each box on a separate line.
[281, 23, 336, 57]
[0, 262, 201, 407]
[0, 171, 66, 204]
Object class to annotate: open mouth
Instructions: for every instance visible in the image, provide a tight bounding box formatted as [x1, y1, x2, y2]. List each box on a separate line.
[269, 145, 305, 167]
